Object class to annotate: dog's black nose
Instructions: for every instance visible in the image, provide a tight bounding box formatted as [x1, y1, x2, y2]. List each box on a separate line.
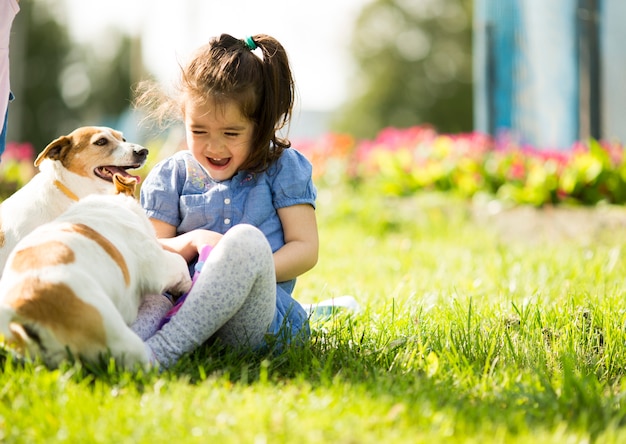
[135, 147, 149, 159]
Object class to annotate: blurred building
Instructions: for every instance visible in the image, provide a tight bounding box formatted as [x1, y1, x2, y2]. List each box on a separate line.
[474, 0, 626, 149]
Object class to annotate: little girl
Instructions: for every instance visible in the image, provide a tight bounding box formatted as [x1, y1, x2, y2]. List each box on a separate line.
[132, 34, 318, 368]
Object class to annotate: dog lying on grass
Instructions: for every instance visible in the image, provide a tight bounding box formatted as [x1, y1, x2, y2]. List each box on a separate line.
[0, 174, 192, 368]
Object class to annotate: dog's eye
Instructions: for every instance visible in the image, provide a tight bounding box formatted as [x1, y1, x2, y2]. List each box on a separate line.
[94, 138, 108, 146]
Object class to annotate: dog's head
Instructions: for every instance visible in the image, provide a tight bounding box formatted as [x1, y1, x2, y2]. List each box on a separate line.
[34, 126, 148, 185]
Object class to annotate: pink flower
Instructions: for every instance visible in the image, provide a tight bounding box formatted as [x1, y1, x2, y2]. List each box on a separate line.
[1, 142, 35, 163]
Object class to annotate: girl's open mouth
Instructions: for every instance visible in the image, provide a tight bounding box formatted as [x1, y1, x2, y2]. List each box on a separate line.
[208, 157, 230, 167]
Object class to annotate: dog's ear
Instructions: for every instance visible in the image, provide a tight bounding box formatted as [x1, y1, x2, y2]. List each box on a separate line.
[34, 135, 72, 167]
[113, 174, 138, 197]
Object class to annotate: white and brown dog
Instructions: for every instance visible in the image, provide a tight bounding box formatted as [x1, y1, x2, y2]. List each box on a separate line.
[0, 175, 192, 368]
[0, 126, 148, 275]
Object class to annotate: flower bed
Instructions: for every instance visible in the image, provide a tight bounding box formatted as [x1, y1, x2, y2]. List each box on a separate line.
[297, 126, 626, 207]
[3, 128, 626, 207]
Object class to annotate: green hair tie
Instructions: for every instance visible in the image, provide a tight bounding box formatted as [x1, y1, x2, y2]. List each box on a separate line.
[244, 36, 257, 51]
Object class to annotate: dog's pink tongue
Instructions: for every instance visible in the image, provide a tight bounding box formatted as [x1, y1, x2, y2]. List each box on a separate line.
[107, 166, 141, 182]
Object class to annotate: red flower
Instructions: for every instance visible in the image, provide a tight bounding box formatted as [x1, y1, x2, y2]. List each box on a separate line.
[1, 142, 35, 162]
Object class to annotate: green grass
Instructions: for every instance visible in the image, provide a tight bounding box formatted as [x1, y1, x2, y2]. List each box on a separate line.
[3, 187, 626, 443]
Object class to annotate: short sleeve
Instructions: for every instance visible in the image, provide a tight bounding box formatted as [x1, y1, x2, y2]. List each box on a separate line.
[269, 148, 317, 210]
[140, 154, 186, 227]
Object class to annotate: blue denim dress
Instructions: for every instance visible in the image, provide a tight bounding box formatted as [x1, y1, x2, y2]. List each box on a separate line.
[140, 148, 317, 345]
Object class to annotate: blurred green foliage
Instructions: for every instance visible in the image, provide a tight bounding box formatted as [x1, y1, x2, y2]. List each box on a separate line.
[7, 0, 140, 153]
[333, 0, 473, 139]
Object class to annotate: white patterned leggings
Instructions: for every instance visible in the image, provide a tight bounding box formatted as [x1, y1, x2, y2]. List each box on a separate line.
[130, 224, 277, 368]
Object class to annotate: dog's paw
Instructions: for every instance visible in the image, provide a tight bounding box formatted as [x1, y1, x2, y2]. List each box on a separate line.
[158, 251, 193, 296]
[168, 274, 192, 297]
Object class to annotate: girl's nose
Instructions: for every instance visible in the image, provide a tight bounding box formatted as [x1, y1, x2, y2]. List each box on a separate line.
[204, 137, 217, 151]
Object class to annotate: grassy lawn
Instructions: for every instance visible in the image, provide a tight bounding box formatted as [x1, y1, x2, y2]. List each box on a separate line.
[3, 187, 626, 443]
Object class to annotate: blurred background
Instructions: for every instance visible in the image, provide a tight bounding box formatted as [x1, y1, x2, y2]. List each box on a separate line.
[3, 0, 626, 207]
[5, 0, 473, 151]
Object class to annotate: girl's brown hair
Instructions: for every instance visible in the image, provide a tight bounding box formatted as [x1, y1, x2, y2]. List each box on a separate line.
[135, 33, 295, 174]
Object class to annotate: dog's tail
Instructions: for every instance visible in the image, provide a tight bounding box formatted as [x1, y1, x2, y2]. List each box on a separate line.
[0, 304, 16, 340]
[0, 305, 40, 355]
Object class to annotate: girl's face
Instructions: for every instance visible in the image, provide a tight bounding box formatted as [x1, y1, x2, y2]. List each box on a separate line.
[184, 97, 254, 181]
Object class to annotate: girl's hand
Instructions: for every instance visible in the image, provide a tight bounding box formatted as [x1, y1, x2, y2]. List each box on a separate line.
[150, 218, 222, 262]
[187, 230, 223, 257]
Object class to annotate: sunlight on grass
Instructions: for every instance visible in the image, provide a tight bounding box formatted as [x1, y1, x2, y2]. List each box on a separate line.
[3, 188, 626, 442]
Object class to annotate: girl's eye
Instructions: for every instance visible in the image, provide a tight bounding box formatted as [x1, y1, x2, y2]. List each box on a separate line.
[225, 132, 239, 137]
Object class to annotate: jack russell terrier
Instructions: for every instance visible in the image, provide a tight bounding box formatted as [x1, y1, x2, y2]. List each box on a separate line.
[0, 174, 192, 368]
[0, 126, 148, 275]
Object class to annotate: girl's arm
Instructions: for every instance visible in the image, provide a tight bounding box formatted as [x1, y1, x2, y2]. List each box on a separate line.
[151, 218, 223, 263]
[274, 204, 319, 282]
